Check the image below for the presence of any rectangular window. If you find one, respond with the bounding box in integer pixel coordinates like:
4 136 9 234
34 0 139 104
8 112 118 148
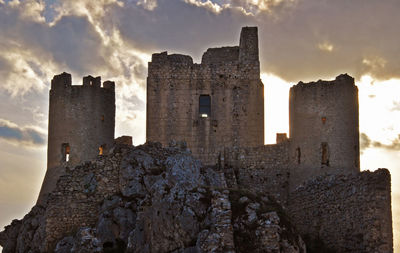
199 95 211 117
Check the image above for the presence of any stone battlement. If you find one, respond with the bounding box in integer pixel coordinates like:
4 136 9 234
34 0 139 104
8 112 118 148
51 72 115 91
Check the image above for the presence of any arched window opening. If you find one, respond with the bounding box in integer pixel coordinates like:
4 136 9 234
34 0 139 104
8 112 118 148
199 95 211 118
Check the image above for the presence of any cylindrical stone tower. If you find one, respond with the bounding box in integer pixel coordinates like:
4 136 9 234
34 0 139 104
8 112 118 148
37 72 115 203
289 74 359 186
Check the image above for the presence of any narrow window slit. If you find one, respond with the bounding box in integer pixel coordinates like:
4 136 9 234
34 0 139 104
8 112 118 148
321 142 329 166
61 143 70 162
296 147 301 164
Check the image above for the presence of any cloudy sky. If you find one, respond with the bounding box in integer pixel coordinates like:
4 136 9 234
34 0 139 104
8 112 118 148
0 0 400 251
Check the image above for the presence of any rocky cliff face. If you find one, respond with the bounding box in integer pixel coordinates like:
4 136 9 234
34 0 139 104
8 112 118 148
0 142 306 253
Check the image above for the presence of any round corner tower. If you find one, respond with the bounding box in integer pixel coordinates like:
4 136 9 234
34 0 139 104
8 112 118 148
37 72 115 203
288 74 359 185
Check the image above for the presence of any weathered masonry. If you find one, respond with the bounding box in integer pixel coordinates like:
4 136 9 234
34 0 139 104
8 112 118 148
24 26 391 253
146 27 359 181
146 27 264 165
146 27 392 252
288 74 360 185
37 73 115 204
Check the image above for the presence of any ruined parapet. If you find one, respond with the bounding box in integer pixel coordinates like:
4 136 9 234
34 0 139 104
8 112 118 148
201 46 239 65
146 27 264 165
37 72 115 204
288 74 359 186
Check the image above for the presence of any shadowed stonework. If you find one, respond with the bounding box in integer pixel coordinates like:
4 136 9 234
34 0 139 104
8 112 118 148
0 27 393 253
37 73 115 204
146 27 264 165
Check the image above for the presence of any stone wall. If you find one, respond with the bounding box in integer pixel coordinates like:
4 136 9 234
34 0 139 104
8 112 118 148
223 143 290 204
38 72 115 204
288 169 393 252
146 27 264 165
43 148 122 250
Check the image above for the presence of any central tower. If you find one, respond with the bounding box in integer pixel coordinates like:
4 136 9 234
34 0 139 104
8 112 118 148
146 27 264 164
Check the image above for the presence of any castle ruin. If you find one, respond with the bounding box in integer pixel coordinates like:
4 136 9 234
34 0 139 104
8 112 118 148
21 27 392 252
147 27 360 189
145 27 392 251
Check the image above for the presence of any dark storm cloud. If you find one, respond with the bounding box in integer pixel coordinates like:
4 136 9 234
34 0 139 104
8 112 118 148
1 13 106 76
45 16 107 75
101 0 400 82
0 120 46 146
2 0 399 90
110 0 254 61
0 2 111 94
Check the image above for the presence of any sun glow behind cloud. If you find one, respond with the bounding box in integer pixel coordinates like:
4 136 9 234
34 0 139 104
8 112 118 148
262 73 292 144
317 41 334 52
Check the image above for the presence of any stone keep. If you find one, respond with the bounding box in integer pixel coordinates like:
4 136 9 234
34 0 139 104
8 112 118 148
37 72 115 203
146 27 264 164
289 74 360 185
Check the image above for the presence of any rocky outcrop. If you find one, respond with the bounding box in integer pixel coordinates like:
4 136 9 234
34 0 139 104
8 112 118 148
0 142 306 253
0 206 46 252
